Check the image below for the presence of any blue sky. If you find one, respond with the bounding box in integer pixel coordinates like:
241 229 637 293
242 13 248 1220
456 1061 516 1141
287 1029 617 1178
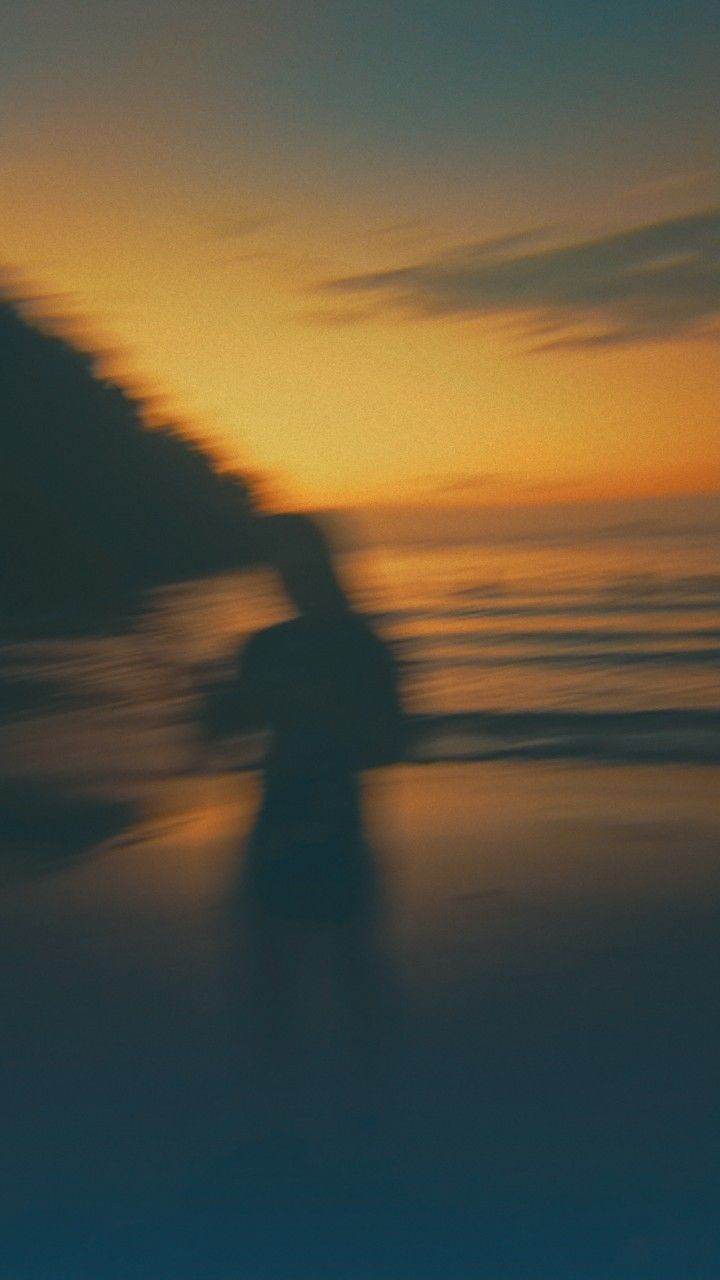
4 0 718 191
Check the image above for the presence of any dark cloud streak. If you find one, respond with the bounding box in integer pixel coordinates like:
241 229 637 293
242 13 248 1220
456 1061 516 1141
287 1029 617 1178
319 209 720 349
210 213 274 240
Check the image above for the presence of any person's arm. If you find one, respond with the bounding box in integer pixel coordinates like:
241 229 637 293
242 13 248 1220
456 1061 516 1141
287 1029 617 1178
198 632 268 742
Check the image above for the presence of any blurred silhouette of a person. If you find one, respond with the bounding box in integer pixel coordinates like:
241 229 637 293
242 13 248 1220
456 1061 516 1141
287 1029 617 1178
220 513 405 1148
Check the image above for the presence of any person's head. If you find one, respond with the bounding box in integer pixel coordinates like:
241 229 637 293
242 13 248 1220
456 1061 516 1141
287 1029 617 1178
260 513 348 617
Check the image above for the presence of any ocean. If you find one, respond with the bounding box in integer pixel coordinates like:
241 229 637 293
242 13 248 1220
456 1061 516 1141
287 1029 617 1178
1 528 720 783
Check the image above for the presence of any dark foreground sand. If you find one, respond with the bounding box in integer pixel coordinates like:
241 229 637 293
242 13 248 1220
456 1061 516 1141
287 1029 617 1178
1 761 719 1278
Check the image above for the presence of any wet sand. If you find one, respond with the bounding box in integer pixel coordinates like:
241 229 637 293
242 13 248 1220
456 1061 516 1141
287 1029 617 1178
1 761 719 1277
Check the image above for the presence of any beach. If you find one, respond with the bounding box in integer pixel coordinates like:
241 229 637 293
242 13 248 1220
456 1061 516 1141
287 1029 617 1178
2 758 719 1277
1 535 719 1274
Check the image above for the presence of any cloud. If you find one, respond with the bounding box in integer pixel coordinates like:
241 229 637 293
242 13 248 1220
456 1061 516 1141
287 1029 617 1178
365 219 430 239
209 212 274 240
299 304 380 327
623 170 719 201
431 472 509 497
318 209 720 349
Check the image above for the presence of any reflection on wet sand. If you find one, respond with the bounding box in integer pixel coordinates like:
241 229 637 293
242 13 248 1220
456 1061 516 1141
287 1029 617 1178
232 852 400 1161
2 763 720 1277
0 781 137 872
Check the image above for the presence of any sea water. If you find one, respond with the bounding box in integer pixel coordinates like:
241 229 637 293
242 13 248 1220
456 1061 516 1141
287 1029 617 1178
2 528 719 781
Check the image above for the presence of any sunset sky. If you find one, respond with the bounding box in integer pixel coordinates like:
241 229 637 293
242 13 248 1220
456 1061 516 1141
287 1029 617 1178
2 0 719 509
